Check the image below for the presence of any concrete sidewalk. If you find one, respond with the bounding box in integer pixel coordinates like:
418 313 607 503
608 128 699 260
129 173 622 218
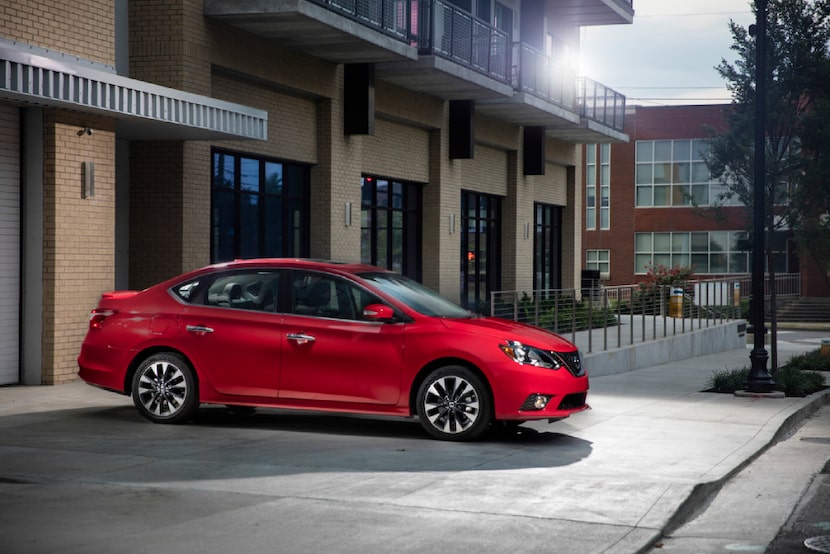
0 341 828 554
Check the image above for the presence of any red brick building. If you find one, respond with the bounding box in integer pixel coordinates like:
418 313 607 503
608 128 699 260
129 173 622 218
582 104 829 296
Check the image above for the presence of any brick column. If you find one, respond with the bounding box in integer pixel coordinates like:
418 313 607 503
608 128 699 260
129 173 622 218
41 114 116 383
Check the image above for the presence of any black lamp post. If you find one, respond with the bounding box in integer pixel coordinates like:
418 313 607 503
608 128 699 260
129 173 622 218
747 0 775 393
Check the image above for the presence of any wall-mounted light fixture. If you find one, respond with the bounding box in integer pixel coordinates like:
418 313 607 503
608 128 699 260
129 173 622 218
524 222 530 240
77 127 93 137
449 213 456 234
82 161 95 198
345 202 352 226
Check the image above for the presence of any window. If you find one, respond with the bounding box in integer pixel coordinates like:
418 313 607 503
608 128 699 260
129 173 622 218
586 143 610 230
534 203 562 291
172 270 280 313
634 231 750 274
360 175 422 280
461 191 501 311
635 139 742 207
211 150 309 263
586 250 610 276
288 271 385 321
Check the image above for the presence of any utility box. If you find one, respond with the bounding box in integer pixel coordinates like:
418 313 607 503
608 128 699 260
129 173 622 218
581 269 600 300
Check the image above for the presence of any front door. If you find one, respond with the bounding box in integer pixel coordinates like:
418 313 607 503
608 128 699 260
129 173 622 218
278 271 405 405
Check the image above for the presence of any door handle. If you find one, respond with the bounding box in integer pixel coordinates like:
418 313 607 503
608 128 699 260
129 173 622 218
286 333 316 345
186 324 214 335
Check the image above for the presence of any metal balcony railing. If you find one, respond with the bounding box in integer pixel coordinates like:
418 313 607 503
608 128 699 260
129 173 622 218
577 77 626 132
513 43 577 109
416 0 511 82
311 0 413 41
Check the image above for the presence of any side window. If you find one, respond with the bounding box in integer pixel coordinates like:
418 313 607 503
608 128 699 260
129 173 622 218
172 279 203 303
289 272 380 320
203 271 280 312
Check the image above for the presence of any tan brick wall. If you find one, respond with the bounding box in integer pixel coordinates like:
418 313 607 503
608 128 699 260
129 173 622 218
41 113 116 384
182 142 211 274
362 118 430 182
128 142 185 289
211 72 318 165
1 0 115 66
129 0 202 92
310 67 363 261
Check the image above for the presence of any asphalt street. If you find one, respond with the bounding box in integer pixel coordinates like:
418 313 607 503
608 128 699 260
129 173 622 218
0 336 828 554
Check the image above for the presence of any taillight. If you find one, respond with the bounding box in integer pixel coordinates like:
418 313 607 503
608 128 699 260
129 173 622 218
89 309 118 330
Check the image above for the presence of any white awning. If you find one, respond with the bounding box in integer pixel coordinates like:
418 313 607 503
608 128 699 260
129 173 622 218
0 41 267 141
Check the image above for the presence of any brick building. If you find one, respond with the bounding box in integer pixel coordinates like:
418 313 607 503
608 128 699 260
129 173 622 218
0 0 634 385
582 103 829 296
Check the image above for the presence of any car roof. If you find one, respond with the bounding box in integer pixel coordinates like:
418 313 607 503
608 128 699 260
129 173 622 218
203 258 391 276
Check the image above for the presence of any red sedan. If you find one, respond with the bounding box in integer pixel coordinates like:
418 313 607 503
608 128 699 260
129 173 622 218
78 259 589 441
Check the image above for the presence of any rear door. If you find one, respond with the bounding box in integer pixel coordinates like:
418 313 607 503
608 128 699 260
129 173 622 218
178 270 281 398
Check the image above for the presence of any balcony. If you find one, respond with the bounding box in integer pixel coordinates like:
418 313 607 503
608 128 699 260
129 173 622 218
547 0 635 27
376 0 514 100
204 0 628 141
477 43 627 142
203 0 417 63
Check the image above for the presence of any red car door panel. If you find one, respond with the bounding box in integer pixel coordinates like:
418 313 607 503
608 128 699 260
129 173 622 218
279 314 405 405
179 306 281 398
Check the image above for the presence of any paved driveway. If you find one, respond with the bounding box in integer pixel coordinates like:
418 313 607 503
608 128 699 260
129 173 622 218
1 344 825 554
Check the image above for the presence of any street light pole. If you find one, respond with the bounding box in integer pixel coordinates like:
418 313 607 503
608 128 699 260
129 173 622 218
747 0 775 392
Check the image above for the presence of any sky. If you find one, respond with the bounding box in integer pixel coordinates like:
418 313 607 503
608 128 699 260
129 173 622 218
579 0 757 106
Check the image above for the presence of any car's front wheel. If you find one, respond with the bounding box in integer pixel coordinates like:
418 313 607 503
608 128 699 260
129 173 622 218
131 352 199 424
416 366 491 441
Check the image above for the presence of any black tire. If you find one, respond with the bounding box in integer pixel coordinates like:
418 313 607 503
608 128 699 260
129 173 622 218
416 365 491 441
131 352 199 424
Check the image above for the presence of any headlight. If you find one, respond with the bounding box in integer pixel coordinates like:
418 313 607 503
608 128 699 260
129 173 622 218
499 340 562 369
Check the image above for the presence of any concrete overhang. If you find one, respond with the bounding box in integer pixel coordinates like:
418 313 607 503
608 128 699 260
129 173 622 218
376 56 514 101
548 0 635 27
477 92 582 127
547 117 629 143
203 0 418 64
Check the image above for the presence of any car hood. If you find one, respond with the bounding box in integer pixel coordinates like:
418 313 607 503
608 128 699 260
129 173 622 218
437 316 578 351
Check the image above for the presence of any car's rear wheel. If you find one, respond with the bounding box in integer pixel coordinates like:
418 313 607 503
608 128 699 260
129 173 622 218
131 352 199 424
417 366 491 441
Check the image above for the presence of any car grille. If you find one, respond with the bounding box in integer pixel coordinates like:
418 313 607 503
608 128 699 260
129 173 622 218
554 350 584 377
557 393 587 411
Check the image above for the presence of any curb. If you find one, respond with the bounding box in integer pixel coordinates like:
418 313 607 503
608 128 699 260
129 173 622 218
636 387 830 554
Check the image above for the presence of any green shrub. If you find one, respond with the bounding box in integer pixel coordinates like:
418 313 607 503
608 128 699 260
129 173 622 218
782 349 830 373
774 365 826 397
705 362 826 397
707 367 749 393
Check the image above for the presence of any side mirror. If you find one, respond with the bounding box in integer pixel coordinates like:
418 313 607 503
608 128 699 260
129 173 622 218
362 303 395 322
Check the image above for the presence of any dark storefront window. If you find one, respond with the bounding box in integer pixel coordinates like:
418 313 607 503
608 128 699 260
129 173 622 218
460 191 501 311
534 203 562 291
360 175 423 281
211 150 309 263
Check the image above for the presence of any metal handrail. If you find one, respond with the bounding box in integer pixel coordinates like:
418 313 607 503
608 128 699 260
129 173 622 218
513 42 577 109
310 0 412 41
417 0 510 82
577 77 626 131
489 274 799 354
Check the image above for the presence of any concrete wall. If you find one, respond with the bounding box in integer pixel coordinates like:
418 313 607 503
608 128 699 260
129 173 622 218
584 320 747 377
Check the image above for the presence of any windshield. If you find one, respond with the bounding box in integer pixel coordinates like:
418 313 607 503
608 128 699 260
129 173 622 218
358 273 472 318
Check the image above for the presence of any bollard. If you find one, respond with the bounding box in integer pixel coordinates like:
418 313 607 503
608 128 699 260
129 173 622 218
670 287 684 318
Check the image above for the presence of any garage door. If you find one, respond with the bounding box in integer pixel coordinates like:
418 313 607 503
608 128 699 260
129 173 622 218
0 105 20 385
